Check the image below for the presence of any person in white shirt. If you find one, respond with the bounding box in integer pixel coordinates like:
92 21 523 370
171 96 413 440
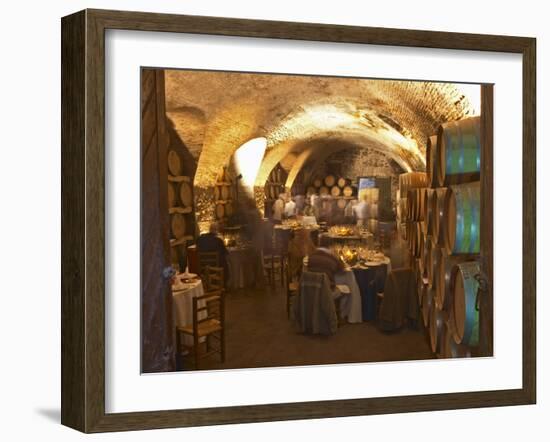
352 195 369 227
284 195 297 218
272 194 285 224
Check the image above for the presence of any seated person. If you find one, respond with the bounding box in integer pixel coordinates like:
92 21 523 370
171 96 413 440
307 244 345 290
196 222 229 282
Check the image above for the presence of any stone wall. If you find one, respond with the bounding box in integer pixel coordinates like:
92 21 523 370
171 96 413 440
301 146 406 206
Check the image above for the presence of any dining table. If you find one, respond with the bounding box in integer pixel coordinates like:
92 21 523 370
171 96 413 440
350 256 391 321
303 252 391 322
302 256 362 324
226 245 264 290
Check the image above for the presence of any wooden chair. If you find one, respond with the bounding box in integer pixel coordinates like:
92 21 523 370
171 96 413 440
262 232 285 287
203 265 224 293
198 251 220 275
285 259 300 318
176 290 225 370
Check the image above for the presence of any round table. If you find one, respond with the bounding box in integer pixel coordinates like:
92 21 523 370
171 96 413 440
172 278 205 346
227 246 265 290
351 257 391 321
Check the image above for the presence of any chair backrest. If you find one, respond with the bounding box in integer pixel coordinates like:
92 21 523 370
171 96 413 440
203 265 224 292
192 290 224 334
198 251 220 275
295 271 337 335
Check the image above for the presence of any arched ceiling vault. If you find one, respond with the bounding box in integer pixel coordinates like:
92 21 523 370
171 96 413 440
284 136 410 191
165 70 479 188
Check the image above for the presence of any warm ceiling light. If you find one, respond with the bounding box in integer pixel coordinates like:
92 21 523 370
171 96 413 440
233 137 268 190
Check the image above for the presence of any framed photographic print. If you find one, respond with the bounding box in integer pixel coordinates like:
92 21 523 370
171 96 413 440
61 9 536 433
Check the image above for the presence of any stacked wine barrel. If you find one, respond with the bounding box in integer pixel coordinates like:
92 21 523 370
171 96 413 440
307 175 356 221
167 149 195 265
264 164 286 201
402 116 483 358
361 187 380 233
396 171 427 243
214 166 235 221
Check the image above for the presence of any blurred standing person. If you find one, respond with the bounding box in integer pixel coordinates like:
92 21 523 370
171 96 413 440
294 194 305 215
272 193 285 224
353 194 369 227
311 194 322 220
284 195 296 218
344 200 355 224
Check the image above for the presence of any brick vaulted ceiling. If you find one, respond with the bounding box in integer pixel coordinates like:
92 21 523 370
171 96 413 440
164 69 479 189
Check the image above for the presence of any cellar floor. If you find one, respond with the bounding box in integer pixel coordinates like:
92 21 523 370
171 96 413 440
179 281 435 372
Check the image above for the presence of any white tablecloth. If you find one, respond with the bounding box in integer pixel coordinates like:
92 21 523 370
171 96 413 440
302 256 363 324
334 270 363 323
172 279 205 345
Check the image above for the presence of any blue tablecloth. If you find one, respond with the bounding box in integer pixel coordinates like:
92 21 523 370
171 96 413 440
352 264 389 321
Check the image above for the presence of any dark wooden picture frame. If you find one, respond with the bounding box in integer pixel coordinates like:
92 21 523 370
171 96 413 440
61 9 536 433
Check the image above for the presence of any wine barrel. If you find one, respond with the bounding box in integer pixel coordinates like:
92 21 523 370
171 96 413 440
337 177 348 188
435 252 468 311
440 317 472 358
423 188 434 235
436 116 481 186
225 201 234 217
426 135 439 188
324 175 336 187
406 188 426 221
269 185 277 200
219 166 228 182
215 203 225 219
416 188 426 222
167 150 181 176
406 190 415 222
170 213 186 238
426 244 442 289
421 235 432 279
408 222 421 257
343 185 353 197
220 184 230 201
167 182 177 208
214 186 221 201
306 186 316 197
407 223 414 254
432 187 448 246
416 259 425 305
422 287 433 327
398 172 428 195
313 178 322 188
415 222 425 258
319 186 329 196
416 231 426 270
444 182 480 254
430 306 446 354
330 186 341 197
452 261 481 346
336 198 347 209
398 197 408 222
398 222 406 241
179 182 193 207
